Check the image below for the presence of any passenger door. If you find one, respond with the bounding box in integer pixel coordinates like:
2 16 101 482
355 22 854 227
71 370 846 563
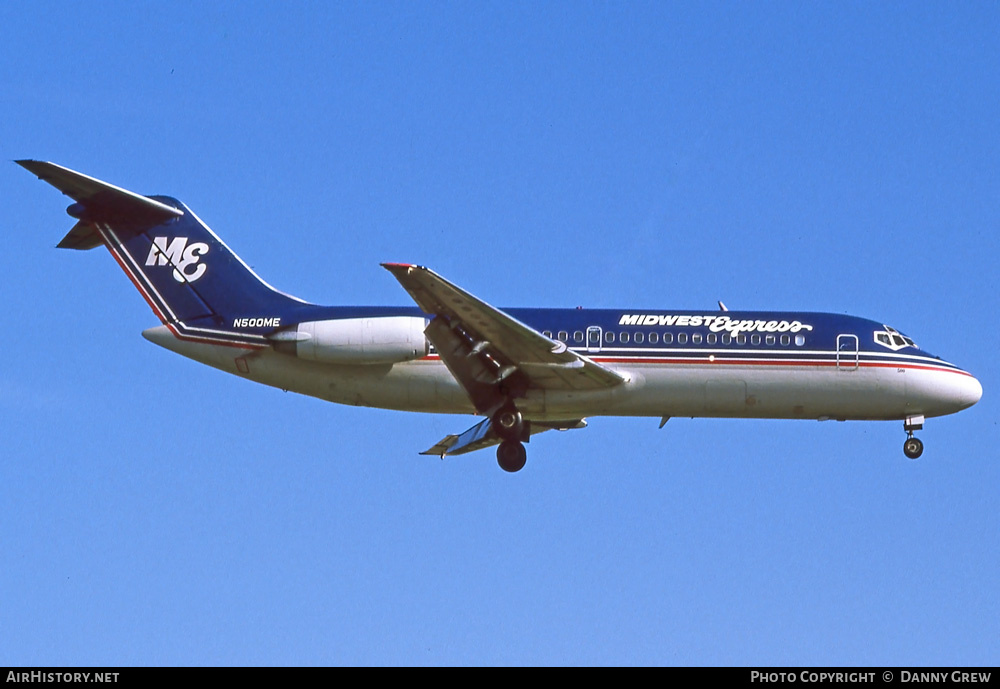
836 334 859 371
587 325 602 354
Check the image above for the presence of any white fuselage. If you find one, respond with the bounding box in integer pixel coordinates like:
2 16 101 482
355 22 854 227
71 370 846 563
143 325 982 424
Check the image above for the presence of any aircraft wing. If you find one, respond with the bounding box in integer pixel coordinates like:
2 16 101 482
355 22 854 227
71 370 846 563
422 417 587 458
382 263 625 414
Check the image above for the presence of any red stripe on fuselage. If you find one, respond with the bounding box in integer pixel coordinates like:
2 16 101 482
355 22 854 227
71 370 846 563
417 353 971 377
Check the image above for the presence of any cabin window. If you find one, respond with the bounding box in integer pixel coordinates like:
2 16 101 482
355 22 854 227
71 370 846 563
663 333 673 344
721 334 731 345
573 331 584 343
765 334 776 346
557 331 568 342
692 333 703 344
795 334 806 346
677 333 688 344
736 334 747 345
780 334 790 346
707 333 717 345
543 330 552 339
605 331 615 343
649 332 658 344
751 334 761 345
620 332 630 344
634 332 644 344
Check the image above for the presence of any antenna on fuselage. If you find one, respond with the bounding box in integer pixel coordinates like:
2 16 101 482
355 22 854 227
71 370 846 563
718 301 728 312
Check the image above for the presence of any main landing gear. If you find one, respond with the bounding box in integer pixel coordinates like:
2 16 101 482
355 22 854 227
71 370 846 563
903 415 924 460
494 406 527 473
497 440 527 473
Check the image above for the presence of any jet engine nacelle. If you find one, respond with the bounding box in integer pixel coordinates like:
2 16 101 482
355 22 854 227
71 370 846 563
271 316 428 365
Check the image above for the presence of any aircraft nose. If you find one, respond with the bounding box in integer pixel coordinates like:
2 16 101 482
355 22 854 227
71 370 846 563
955 372 983 410
907 366 982 417
936 370 983 413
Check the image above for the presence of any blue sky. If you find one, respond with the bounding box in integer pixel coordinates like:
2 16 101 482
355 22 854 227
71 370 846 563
2 2 997 666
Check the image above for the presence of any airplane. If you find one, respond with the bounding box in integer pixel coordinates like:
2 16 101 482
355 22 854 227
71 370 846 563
18 160 982 472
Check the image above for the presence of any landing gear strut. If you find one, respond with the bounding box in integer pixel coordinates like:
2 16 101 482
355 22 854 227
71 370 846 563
494 405 527 472
903 415 924 460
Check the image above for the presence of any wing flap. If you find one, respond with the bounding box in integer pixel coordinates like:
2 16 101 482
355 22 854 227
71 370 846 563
424 315 508 413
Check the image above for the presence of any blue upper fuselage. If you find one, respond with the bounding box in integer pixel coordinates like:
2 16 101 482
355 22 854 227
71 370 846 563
230 301 953 369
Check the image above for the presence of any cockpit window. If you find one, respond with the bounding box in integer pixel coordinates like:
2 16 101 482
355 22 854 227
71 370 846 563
874 325 917 351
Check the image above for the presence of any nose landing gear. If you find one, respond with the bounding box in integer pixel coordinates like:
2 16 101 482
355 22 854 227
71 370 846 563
903 415 925 460
903 434 924 460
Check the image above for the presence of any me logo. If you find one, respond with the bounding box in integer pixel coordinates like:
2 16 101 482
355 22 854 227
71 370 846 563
144 237 210 283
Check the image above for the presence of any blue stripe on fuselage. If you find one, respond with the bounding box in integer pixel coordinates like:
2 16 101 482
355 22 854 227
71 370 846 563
241 304 953 370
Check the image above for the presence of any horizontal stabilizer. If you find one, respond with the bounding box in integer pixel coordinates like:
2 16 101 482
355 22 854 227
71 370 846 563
56 220 103 250
17 160 183 246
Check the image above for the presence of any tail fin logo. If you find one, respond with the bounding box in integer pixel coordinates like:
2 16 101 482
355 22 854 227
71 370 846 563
144 237 210 283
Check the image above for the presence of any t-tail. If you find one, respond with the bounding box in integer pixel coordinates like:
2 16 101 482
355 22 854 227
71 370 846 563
18 160 306 349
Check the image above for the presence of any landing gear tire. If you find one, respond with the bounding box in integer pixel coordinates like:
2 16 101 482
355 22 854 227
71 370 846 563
497 440 527 473
494 407 524 441
903 436 924 460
